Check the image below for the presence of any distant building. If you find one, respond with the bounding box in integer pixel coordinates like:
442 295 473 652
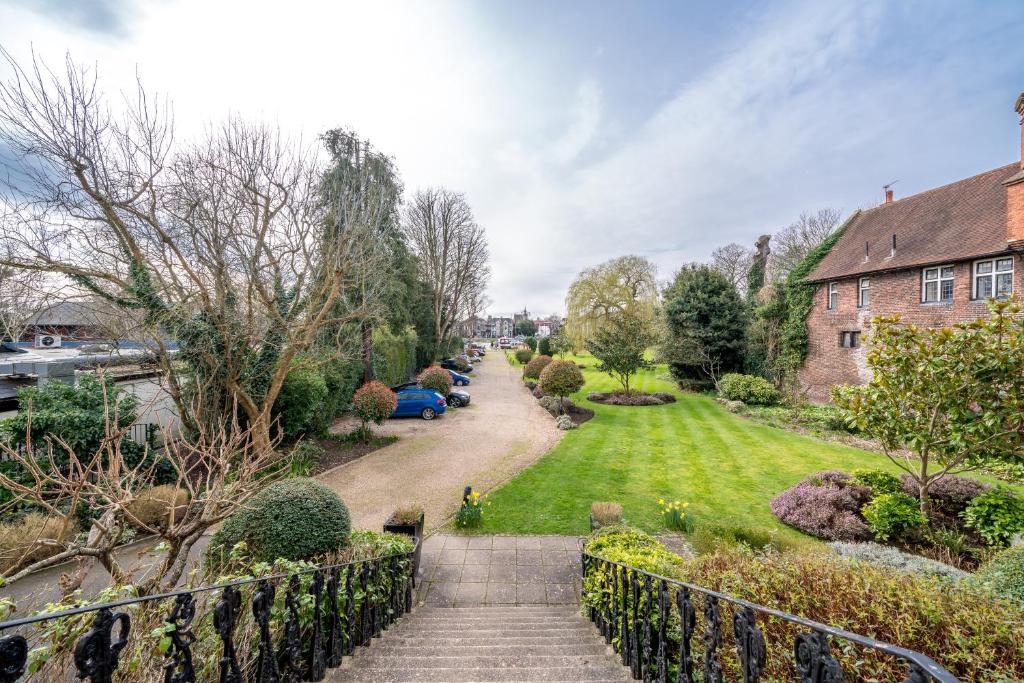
20 301 107 344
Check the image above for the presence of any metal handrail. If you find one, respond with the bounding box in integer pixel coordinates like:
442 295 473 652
0 538 419 682
580 548 959 682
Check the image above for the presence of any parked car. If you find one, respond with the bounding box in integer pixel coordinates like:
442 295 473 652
446 388 471 407
441 358 472 373
447 369 471 386
391 386 447 420
497 337 512 349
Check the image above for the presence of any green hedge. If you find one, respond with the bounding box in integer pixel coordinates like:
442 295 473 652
373 325 418 387
207 478 351 566
717 373 778 405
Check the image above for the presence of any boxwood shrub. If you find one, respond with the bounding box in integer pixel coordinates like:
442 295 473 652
717 373 778 405
207 478 351 566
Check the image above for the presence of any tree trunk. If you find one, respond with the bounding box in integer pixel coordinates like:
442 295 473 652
918 479 933 518
362 320 374 383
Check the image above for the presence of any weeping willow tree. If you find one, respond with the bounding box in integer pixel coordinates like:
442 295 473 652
564 255 660 350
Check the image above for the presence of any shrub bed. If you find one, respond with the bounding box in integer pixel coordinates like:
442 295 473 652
207 478 351 566
829 541 969 582
769 471 872 541
586 391 677 406
969 545 1024 606
717 373 778 405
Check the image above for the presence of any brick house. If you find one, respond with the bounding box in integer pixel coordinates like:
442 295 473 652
800 93 1024 402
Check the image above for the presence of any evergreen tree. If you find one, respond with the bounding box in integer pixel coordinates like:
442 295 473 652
662 265 747 385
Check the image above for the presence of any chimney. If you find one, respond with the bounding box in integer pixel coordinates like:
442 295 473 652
1006 92 1024 246
882 181 897 204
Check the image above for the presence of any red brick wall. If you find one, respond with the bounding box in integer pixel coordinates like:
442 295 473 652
1009 178 1024 243
799 254 1022 402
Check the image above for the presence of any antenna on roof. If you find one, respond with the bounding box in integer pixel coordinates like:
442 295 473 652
882 180 898 204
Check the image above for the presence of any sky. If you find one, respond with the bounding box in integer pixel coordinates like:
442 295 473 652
0 0 1022 317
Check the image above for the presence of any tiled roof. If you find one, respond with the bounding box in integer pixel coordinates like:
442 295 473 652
807 163 1019 282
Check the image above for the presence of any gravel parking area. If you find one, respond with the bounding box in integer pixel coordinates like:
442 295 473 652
318 354 563 532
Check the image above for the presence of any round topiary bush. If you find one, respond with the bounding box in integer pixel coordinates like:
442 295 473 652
514 348 534 364
717 373 778 405
353 381 397 428
539 359 585 399
417 365 453 396
523 354 553 379
207 478 351 565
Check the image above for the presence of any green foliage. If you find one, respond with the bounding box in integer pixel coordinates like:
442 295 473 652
352 381 398 432
207 478 351 566
539 359 585 399
690 523 805 555
522 354 553 380
584 526 685 577
523 336 537 352
862 493 927 541
662 264 747 382
548 330 572 359
744 282 788 382
962 488 1024 545
417 365 453 396
312 356 362 434
716 373 778 405
515 319 537 336
970 545 1024 606
851 468 903 496
455 488 486 528
584 311 655 394
779 222 848 371
833 300 1024 516
513 348 534 364
272 361 329 442
447 336 465 358
372 325 418 387
659 499 694 533
537 337 551 356
286 441 323 477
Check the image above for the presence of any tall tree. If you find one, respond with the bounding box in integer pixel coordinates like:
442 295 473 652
402 188 490 359
565 255 659 350
0 53 388 450
768 208 841 281
662 265 747 385
710 243 753 297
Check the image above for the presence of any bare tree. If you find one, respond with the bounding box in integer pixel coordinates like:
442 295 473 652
709 243 753 297
768 208 842 281
403 188 490 356
0 386 282 595
0 52 391 449
0 265 53 345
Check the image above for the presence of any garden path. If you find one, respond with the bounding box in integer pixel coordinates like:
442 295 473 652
318 354 563 532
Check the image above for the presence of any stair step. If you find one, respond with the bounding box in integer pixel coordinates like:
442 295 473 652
398 618 587 627
351 655 621 668
363 644 611 657
373 636 605 647
331 665 630 682
382 626 599 637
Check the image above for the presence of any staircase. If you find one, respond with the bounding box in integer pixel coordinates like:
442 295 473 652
330 605 632 682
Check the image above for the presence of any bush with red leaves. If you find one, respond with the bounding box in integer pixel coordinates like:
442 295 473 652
417 365 453 396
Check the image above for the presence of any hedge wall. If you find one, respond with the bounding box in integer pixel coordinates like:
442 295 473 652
372 325 418 387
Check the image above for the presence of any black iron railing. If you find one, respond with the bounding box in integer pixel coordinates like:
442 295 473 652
0 540 417 682
580 549 959 683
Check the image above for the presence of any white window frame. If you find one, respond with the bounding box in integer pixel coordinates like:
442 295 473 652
921 265 954 303
858 277 870 308
972 257 1014 300
827 282 838 310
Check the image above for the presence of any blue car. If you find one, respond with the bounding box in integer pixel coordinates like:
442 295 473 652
447 369 471 386
392 386 448 420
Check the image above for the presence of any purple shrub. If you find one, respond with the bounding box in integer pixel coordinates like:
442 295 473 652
899 473 991 515
771 473 873 541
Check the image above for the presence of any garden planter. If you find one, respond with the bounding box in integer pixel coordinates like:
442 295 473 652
384 511 424 578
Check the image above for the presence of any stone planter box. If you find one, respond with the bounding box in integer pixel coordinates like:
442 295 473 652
384 511 424 578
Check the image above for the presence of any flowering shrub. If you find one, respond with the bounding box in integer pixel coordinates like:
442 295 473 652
659 498 694 533
417 365 453 396
522 354 553 379
455 486 487 528
899 473 991 516
962 488 1024 545
770 471 872 541
717 373 778 405
352 381 397 436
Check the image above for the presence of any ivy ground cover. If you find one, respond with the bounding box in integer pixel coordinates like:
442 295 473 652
481 354 906 541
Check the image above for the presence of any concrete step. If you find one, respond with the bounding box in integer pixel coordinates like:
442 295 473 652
378 626 599 637
374 635 604 647
349 655 618 669
362 644 612 657
331 665 630 682
396 617 588 628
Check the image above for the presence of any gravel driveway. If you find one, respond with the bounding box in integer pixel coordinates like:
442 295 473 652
318 354 563 532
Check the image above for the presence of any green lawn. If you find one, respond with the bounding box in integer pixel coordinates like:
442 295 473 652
480 353 905 542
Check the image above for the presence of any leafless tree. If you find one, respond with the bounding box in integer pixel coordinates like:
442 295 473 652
0 385 282 595
709 242 753 297
0 265 54 345
768 208 842 281
403 188 490 356
0 51 391 449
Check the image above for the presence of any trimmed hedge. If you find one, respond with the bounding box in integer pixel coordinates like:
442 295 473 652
274 362 329 441
207 478 351 565
717 373 778 405
539 359 585 398
372 325 418 387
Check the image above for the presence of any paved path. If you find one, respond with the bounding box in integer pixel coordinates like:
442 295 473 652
415 535 582 607
319 354 563 532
